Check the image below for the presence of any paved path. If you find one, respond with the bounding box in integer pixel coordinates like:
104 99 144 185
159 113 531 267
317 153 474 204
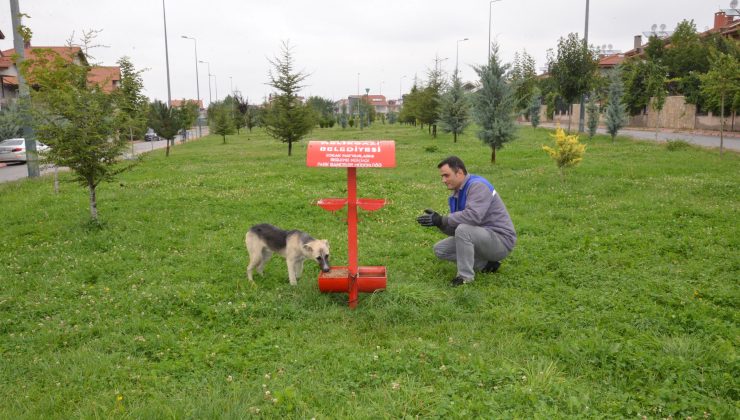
0 129 206 184
531 122 740 152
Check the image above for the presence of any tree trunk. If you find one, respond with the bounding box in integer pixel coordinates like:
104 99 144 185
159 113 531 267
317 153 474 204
720 94 725 157
88 182 98 221
54 167 59 194
567 104 573 133
490 146 496 164
432 124 437 138
288 140 293 156
222 135 226 144
166 139 171 157
130 127 134 156
453 132 457 143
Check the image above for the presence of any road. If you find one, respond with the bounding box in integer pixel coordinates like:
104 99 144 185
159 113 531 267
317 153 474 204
0 128 206 184
532 122 740 151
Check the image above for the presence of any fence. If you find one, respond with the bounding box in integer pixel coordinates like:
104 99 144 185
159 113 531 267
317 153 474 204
541 96 738 132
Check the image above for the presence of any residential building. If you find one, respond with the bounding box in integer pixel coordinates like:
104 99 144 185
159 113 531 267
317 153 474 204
0 42 120 108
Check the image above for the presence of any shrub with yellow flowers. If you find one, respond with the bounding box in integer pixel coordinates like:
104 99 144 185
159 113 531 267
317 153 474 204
542 128 586 178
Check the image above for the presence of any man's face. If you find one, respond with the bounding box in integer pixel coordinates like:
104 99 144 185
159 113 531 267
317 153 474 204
439 164 466 191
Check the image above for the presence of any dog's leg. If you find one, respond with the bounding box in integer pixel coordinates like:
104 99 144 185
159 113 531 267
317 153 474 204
287 255 298 286
295 259 305 279
258 249 272 276
246 251 262 284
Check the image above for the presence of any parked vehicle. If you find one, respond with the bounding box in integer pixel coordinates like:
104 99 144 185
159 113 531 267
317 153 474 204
0 138 50 164
144 129 159 142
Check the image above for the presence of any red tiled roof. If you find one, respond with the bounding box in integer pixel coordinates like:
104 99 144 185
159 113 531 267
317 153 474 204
598 54 626 68
1 75 18 86
0 46 86 68
87 66 121 93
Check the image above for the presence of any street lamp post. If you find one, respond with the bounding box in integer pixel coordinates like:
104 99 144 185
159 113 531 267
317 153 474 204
578 0 590 133
364 88 370 129
456 38 469 76
181 35 202 137
161 0 172 105
10 0 38 177
488 0 502 63
199 60 212 105
214 74 218 101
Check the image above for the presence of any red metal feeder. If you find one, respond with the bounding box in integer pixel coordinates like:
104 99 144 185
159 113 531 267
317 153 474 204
307 140 396 309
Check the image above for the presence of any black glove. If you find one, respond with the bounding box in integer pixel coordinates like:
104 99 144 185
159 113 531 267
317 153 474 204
416 209 442 227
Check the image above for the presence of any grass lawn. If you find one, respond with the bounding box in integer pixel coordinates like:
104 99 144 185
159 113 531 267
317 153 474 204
1 124 737 418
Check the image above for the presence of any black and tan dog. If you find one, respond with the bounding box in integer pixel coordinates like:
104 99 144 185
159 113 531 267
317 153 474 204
245 223 331 286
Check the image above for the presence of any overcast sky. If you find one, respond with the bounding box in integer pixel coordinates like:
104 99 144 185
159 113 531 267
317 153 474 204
1 1 721 106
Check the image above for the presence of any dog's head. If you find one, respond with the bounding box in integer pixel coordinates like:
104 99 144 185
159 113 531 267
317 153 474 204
303 240 331 272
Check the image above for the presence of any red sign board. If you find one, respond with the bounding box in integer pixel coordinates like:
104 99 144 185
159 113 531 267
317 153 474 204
306 140 396 168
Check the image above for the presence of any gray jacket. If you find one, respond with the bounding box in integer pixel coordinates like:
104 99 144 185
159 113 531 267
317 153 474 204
439 175 517 252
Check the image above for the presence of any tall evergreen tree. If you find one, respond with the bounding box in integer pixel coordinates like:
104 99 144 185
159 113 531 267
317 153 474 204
115 56 148 144
437 71 470 142
148 100 180 155
605 68 628 142
338 103 349 129
262 41 313 156
209 103 236 144
528 87 542 129
586 93 599 139
472 44 517 163
511 50 538 114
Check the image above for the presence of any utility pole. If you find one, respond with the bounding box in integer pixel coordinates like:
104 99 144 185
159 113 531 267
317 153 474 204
162 0 172 106
10 0 39 177
578 0 590 133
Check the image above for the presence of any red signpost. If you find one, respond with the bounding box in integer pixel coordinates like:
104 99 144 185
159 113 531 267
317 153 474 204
306 140 396 309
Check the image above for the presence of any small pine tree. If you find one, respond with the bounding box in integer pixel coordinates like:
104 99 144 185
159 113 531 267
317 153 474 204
472 44 517 163
542 127 586 179
210 105 236 144
586 93 599 139
339 103 348 129
528 88 541 129
262 41 313 156
437 71 470 142
605 69 627 142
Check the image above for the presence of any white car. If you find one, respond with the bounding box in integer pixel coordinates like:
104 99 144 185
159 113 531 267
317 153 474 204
0 138 50 164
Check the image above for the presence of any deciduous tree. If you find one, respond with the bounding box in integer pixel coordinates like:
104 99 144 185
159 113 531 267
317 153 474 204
700 51 740 156
20 48 132 221
548 33 598 132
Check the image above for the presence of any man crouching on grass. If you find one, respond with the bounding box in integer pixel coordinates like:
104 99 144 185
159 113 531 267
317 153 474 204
416 156 516 286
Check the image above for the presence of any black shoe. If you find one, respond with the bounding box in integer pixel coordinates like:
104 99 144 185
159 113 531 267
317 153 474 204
450 275 473 287
481 261 501 274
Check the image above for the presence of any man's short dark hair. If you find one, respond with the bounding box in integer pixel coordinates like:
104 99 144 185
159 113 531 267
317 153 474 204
437 156 467 175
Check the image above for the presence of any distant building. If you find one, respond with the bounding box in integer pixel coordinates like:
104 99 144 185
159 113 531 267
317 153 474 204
170 99 204 110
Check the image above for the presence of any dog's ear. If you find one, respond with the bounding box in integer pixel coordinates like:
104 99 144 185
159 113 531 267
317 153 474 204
303 244 314 253
322 240 330 249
